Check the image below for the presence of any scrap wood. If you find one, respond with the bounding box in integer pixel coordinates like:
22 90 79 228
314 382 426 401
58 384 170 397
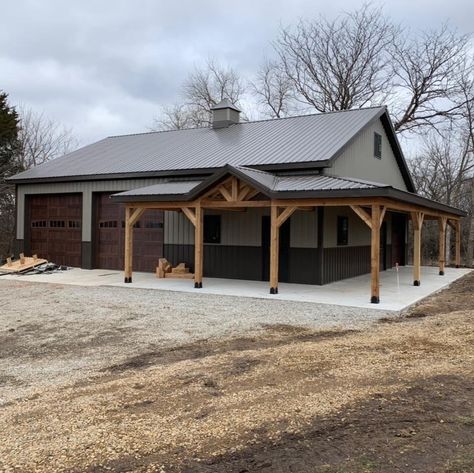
0 255 48 274
156 259 194 279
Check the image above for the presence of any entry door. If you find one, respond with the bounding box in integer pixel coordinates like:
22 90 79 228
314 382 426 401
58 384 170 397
261 216 291 283
391 213 406 266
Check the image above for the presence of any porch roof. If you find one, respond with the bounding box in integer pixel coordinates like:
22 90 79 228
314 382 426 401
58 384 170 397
110 164 465 218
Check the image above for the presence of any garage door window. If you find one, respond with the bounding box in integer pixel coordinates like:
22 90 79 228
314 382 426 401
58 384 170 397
31 220 47 228
50 220 66 228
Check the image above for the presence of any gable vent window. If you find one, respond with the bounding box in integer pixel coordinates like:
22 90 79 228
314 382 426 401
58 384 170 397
337 216 349 246
374 132 382 159
204 215 221 244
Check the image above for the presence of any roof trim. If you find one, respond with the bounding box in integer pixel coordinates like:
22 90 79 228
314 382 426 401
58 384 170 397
110 165 465 217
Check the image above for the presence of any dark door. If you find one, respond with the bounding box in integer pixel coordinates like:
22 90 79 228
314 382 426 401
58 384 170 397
94 192 164 272
391 213 406 266
261 216 291 283
29 194 82 267
380 222 387 271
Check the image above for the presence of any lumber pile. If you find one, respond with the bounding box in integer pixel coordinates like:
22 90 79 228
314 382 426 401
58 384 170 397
156 258 194 279
0 254 48 273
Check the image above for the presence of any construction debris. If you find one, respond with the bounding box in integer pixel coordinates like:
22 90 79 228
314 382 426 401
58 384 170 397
156 258 194 279
0 254 48 274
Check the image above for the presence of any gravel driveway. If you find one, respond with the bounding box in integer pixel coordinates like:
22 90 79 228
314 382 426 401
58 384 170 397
0 279 393 405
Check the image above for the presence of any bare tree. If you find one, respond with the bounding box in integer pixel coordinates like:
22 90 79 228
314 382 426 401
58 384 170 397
274 4 397 113
152 59 246 131
251 60 295 118
391 24 472 133
17 107 78 169
151 104 194 131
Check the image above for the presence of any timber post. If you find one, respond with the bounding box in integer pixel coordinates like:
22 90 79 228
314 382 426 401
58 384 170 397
455 219 461 268
123 206 145 283
269 204 279 294
194 203 203 288
124 207 133 283
370 204 381 304
411 211 424 286
438 216 447 275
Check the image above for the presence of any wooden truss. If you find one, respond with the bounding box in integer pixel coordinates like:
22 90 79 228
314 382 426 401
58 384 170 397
123 175 462 303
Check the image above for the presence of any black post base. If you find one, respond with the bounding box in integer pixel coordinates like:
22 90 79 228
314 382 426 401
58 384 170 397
194 282 203 289
270 287 278 294
370 296 380 304
124 277 132 283
456 265 460 268
413 280 420 286
439 270 445 276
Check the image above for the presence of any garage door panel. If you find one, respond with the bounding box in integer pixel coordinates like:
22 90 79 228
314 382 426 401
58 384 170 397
29 194 82 267
95 193 163 272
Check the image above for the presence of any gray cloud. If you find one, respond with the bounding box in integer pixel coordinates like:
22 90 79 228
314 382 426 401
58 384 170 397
1 0 472 145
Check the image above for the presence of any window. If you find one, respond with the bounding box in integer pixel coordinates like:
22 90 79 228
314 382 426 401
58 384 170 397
374 132 382 159
50 220 65 228
31 220 47 228
337 216 349 246
145 222 163 229
69 220 81 228
204 215 221 244
99 220 118 228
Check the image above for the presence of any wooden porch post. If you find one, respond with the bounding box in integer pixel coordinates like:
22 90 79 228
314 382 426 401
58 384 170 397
124 206 145 283
124 207 133 283
411 211 424 286
269 204 297 294
370 205 381 304
438 216 447 275
455 219 461 268
269 204 279 294
194 203 204 288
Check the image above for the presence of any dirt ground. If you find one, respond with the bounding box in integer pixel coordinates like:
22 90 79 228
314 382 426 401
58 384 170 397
0 273 473 473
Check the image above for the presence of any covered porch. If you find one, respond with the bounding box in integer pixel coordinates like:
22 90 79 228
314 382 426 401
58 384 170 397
112 165 465 304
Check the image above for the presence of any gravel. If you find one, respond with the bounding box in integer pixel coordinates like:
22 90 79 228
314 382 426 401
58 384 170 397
0 279 394 405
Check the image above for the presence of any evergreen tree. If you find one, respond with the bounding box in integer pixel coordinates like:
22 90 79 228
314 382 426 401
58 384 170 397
0 91 21 260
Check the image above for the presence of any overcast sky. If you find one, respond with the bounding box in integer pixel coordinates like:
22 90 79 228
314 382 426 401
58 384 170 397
1 0 473 147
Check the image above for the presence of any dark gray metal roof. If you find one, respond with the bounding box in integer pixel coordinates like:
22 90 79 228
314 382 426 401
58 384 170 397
117 180 202 197
10 106 386 182
111 166 385 201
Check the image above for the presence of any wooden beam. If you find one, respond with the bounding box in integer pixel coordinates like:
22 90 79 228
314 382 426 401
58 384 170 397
237 184 251 201
129 207 145 227
181 207 196 227
218 185 232 202
124 207 133 283
370 205 381 303
276 206 297 228
411 211 424 286
201 200 271 208
194 204 203 288
455 219 461 268
438 216 447 275
244 189 260 200
231 176 239 201
350 205 372 229
269 204 279 294
379 206 387 228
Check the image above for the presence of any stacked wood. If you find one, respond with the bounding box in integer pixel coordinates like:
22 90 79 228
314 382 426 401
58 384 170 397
0 254 48 273
156 259 194 279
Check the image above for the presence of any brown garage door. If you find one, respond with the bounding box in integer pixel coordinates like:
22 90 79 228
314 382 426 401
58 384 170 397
28 194 82 267
94 193 164 272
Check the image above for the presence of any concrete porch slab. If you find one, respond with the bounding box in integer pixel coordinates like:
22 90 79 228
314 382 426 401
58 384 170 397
1 265 470 312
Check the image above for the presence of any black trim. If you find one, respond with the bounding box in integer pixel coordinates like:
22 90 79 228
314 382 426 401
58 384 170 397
81 241 93 269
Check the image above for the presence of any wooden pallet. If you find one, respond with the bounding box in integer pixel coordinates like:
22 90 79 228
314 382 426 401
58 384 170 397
0 254 48 273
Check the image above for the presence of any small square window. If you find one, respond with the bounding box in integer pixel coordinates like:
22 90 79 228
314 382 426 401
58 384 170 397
204 215 221 244
374 132 382 159
337 216 349 246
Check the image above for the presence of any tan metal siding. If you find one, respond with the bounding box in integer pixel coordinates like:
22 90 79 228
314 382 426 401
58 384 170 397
16 178 167 241
327 119 408 190
164 208 269 246
290 210 318 248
